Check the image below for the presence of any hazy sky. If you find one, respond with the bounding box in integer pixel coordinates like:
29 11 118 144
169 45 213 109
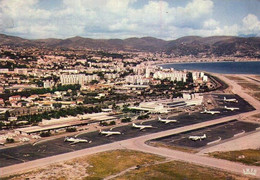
0 0 259 39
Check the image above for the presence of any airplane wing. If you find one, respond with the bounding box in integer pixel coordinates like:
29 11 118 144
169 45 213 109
105 134 112 137
69 141 78 145
140 127 145 130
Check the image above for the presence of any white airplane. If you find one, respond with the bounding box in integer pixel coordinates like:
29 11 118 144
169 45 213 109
99 129 121 136
158 116 177 124
132 123 153 130
200 109 220 115
189 134 206 141
64 137 88 144
224 106 240 111
0 142 4 146
224 97 238 103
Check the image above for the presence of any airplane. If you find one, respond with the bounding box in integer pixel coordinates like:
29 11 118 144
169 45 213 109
189 134 206 141
224 106 240 111
64 137 88 144
200 109 220 115
0 142 4 146
223 97 238 103
132 123 153 130
158 116 177 124
99 129 121 136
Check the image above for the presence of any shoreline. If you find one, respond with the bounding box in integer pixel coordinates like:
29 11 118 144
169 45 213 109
156 60 260 67
155 61 260 75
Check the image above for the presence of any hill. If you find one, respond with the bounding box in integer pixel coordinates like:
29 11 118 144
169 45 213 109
0 34 259 57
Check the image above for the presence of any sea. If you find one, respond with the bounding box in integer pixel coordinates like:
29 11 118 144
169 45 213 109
161 61 260 75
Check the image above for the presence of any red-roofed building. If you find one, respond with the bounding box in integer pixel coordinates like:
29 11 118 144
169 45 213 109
0 98 4 106
9 95 21 102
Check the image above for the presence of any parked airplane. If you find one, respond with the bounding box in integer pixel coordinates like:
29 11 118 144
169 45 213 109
0 142 4 146
158 116 177 124
200 109 220 115
224 97 238 103
189 134 206 141
99 129 121 136
132 123 153 130
224 106 240 111
64 137 88 144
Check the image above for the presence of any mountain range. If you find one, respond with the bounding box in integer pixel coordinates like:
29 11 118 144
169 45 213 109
0 34 259 57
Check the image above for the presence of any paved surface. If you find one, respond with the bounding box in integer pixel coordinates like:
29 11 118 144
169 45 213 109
151 120 260 149
198 130 260 154
1 74 260 178
1 110 260 178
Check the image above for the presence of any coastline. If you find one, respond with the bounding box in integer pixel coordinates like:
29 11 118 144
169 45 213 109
156 61 260 75
156 60 260 67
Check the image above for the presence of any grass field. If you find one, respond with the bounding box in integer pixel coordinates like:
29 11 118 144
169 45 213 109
3 150 257 180
148 141 198 153
238 83 260 92
252 92 260 101
3 150 165 180
208 149 260 167
253 113 260 118
115 160 254 180
84 150 164 179
225 76 245 81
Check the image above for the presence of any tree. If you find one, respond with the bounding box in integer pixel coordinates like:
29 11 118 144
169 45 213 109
4 111 10 120
53 103 62 109
66 127 77 132
121 117 131 123
109 121 116 125
40 131 51 137
6 138 15 143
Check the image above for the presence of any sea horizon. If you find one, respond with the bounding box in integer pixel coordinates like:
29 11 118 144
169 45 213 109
160 61 260 75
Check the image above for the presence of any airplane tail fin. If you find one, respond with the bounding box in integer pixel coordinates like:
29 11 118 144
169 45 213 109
158 116 161 121
224 97 226 100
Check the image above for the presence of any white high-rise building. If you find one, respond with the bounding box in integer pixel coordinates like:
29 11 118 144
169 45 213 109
60 74 85 85
153 71 186 82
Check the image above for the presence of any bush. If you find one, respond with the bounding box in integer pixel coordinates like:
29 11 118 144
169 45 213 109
6 138 15 143
99 121 109 126
66 127 77 132
109 121 116 125
121 117 131 123
40 131 51 137
137 114 150 120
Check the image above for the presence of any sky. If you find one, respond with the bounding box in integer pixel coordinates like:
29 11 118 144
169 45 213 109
0 0 259 40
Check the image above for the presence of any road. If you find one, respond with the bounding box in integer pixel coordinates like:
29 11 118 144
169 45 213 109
1 73 260 178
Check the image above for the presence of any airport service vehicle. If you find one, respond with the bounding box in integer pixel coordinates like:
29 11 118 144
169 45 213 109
99 129 121 136
200 109 221 115
189 134 206 141
224 106 240 111
158 116 177 123
224 97 238 103
132 123 153 130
